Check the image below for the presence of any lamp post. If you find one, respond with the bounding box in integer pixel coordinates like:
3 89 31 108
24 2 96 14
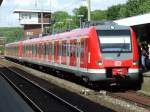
66 18 72 30
57 22 63 30
78 15 84 28
87 0 91 21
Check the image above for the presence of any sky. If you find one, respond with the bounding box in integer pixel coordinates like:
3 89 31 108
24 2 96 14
0 0 127 27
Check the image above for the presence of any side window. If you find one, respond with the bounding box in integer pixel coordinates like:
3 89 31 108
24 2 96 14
54 43 56 56
49 42 52 55
54 41 59 56
80 39 85 57
59 41 62 56
62 41 66 56
80 38 87 59
70 41 77 57
45 43 49 55
66 42 70 56
52 42 54 55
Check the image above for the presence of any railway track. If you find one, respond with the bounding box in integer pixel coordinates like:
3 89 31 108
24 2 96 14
1 59 150 112
5 66 150 111
107 91 150 111
0 64 84 112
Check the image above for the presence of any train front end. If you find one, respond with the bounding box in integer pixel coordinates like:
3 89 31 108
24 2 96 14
88 21 140 84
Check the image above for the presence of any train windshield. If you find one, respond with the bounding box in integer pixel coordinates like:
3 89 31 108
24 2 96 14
97 30 132 53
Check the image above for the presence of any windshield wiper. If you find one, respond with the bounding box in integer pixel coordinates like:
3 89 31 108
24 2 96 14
117 38 125 57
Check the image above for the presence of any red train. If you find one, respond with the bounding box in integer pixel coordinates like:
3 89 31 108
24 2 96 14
5 21 140 85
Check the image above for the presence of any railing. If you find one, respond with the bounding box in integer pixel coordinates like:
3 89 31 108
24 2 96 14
38 18 50 23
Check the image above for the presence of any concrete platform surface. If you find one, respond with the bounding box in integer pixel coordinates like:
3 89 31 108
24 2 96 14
140 71 150 96
0 75 34 112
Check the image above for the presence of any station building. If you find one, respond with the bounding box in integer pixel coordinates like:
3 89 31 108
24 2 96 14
14 9 52 39
115 13 150 59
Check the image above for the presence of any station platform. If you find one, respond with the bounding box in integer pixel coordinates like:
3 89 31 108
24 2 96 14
139 71 150 96
0 74 34 112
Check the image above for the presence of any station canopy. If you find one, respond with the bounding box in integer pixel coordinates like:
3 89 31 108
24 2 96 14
0 0 3 6
114 13 150 26
14 9 52 13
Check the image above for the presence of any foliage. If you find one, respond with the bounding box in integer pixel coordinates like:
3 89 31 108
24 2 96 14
0 27 23 43
52 11 78 32
106 0 150 20
125 0 141 16
53 11 70 22
91 10 107 21
74 6 88 22
107 4 124 20
139 0 150 14
2 0 150 42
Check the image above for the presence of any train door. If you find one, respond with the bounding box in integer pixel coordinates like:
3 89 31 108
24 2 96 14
61 40 67 65
66 40 70 66
59 41 62 64
70 39 77 67
42 43 45 61
35 44 38 60
32 44 36 60
54 41 59 64
76 39 80 69
38 43 41 60
18 42 22 58
45 43 49 61
29 44 31 58
37 43 40 60
48 42 52 62
52 41 54 63
80 38 88 69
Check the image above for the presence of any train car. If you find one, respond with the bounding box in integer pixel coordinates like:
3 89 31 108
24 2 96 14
5 21 140 86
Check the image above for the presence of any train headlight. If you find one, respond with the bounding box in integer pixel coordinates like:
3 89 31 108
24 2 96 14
133 60 139 65
97 61 103 66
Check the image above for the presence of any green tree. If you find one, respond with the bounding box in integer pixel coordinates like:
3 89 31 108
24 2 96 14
139 0 150 14
53 11 70 22
0 27 23 43
91 10 107 21
126 0 141 16
52 11 78 31
73 6 88 22
118 4 128 18
106 5 122 20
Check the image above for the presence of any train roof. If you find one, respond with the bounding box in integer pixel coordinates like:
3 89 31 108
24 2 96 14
5 20 131 46
6 26 94 46
84 20 130 30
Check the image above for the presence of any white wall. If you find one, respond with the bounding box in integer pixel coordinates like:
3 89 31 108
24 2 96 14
20 12 38 24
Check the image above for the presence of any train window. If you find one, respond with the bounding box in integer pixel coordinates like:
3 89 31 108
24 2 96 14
24 45 26 57
45 43 49 55
54 41 59 56
35 45 37 56
62 41 66 56
57 42 59 56
32 44 34 56
49 42 52 55
70 42 77 57
59 42 62 56
37 44 39 55
97 30 132 53
52 42 54 55
43 44 46 55
80 39 85 57
54 44 56 56
66 43 70 56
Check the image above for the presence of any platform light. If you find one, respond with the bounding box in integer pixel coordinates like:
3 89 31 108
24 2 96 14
133 60 139 65
97 61 103 66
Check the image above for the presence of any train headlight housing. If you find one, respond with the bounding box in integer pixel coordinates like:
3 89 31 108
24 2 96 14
133 60 139 66
97 61 103 66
